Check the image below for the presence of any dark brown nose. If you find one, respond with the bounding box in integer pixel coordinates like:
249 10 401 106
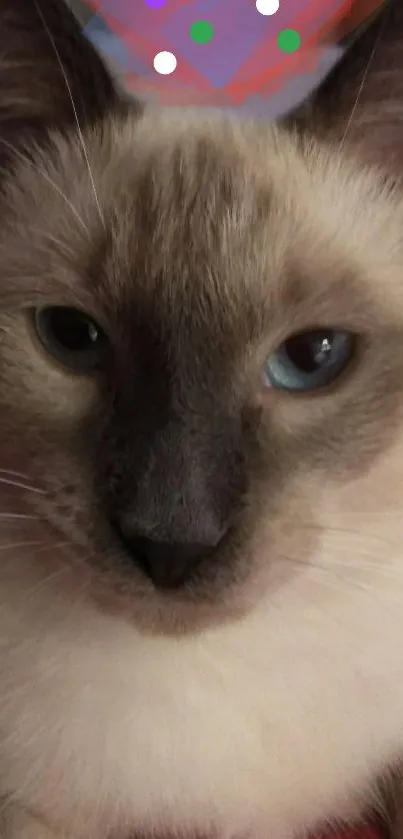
117 529 225 589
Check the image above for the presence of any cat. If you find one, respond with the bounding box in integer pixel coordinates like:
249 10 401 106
0 0 403 837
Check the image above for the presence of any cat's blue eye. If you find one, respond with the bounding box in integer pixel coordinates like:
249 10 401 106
265 329 355 393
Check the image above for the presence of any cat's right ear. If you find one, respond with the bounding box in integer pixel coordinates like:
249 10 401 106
289 0 403 168
0 0 120 158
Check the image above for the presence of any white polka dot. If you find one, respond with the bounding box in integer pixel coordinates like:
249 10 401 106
153 51 177 75
256 0 280 15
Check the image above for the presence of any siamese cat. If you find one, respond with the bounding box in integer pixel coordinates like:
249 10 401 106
0 0 402 837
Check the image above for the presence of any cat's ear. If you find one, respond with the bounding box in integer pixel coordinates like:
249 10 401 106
291 1 403 168
0 0 118 155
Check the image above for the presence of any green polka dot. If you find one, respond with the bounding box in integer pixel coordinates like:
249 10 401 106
190 20 214 44
277 28 301 53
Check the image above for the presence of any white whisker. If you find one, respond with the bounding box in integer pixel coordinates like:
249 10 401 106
23 544 88 598
33 0 106 231
0 136 90 235
0 477 45 495
0 513 38 521
0 469 32 481
0 540 45 552
338 12 387 152
276 540 403 607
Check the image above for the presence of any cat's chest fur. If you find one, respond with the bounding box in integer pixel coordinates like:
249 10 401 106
1 559 402 839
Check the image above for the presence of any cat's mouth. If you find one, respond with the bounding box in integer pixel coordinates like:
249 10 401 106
89 551 249 636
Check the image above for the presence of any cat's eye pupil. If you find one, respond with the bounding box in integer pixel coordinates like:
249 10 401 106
265 329 354 393
33 307 107 373
48 309 99 352
285 332 333 374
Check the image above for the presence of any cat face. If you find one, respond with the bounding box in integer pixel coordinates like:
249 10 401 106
0 0 402 634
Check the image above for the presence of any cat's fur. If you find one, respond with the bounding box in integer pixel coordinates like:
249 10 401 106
0 0 403 837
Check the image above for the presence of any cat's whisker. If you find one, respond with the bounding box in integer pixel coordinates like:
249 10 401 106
0 513 38 521
0 469 33 481
33 0 106 232
0 540 46 552
23 545 91 599
0 476 46 495
302 554 400 576
275 552 403 603
0 137 89 236
300 524 400 549
277 530 403 583
338 13 387 152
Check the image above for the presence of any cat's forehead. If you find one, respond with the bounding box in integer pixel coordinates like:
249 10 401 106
94 114 279 326
3 110 403 334
100 111 279 272
83 113 403 331
8 113 292 323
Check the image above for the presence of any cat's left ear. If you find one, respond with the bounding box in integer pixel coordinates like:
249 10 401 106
0 0 119 154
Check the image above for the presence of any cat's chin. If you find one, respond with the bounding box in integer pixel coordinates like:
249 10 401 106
88 564 253 637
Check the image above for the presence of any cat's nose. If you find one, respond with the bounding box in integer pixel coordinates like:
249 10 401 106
116 528 225 589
